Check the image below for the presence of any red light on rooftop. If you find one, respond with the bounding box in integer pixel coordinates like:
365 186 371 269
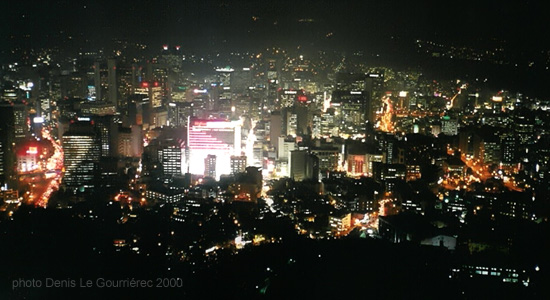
142 82 149 88
154 81 159 87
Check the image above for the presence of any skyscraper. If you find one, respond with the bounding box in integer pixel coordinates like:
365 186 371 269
230 155 247 174
0 104 16 187
187 118 241 179
289 150 319 182
108 58 117 108
62 129 101 192
204 154 217 178
161 144 182 177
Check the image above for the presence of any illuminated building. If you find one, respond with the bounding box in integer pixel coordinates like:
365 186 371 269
312 114 321 138
107 58 117 108
277 136 295 159
479 137 501 165
80 102 116 116
443 191 466 217
266 58 280 108
39 97 52 122
161 144 182 177
320 111 337 136
17 146 39 173
441 116 458 136
62 130 101 192
347 154 365 175
0 104 16 186
136 81 163 110
406 165 422 181
332 91 372 133
216 66 233 101
13 103 28 140
146 187 184 204
459 130 475 157
187 118 241 179
377 133 400 164
452 265 529 285
310 148 339 172
230 155 247 174
116 126 142 158
382 164 407 181
204 154 217 178
501 135 517 164
329 212 351 233
94 61 102 101
92 115 119 157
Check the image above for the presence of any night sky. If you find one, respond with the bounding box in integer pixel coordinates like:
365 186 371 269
2 0 547 52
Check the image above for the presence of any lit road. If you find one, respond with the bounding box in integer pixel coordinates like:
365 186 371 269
30 128 64 208
460 154 523 192
378 96 395 132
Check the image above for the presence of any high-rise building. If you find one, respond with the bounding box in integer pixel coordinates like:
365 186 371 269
62 130 101 192
269 111 282 150
310 148 339 172
0 104 16 187
331 90 371 134
116 125 143 158
107 58 117 108
289 150 319 182
501 135 517 164
161 144 182 177
204 154 217 178
13 103 28 140
441 116 458 136
187 118 241 179
230 155 247 174
277 136 295 159
94 61 102 101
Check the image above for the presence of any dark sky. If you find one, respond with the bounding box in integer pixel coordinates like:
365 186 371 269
1 0 547 52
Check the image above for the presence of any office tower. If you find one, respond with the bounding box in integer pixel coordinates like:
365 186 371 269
13 103 28 140
270 112 282 150
160 143 182 177
107 58 117 108
62 126 101 192
232 67 253 94
501 135 517 164
230 155 247 174
331 90 372 134
277 136 295 159
204 154 217 178
378 133 398 164
266 58 280 108
441 116 458 136
0 104 16 187
94 61 102 101
116 125 143 158
459 130 475 157
289 150 319 182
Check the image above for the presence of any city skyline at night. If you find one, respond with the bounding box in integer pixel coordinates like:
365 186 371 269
1 1 549 299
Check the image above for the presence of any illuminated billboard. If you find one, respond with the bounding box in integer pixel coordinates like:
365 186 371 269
187 118 241 179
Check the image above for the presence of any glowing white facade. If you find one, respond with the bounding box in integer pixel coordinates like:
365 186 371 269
187 118 241 179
